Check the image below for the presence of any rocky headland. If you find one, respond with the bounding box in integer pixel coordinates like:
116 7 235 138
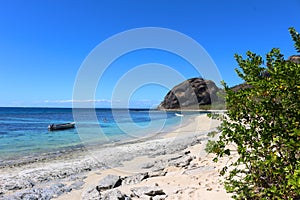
157 78 223 110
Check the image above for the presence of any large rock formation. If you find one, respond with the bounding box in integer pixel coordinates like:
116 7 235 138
158 78 220 110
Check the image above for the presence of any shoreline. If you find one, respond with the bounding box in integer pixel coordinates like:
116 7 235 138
0 112 195 169
0 114 232 199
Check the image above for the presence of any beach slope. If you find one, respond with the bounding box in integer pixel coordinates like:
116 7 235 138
0 114 232 200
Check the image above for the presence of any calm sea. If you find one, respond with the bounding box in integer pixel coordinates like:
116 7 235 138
0 107 197 165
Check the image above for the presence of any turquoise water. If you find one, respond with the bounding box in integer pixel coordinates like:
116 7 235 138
0 107 198 164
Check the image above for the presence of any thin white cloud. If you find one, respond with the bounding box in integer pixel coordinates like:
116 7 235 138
44 99 118 104
43 99 160 108
128 99 161 108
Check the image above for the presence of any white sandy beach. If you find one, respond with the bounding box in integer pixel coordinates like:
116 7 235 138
0 114 234 200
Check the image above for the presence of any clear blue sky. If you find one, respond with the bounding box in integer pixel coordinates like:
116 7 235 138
0 0 299 108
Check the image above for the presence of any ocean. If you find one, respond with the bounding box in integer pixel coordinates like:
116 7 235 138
0 107 200 166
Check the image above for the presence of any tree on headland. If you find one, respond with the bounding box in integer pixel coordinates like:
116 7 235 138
206 27 300 199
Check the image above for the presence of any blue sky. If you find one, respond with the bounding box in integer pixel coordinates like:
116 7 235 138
0 0 300 108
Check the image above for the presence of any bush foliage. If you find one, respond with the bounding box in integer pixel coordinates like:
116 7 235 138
207 27 300 199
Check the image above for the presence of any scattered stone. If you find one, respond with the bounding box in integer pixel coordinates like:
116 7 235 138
207 187 213 191
140 161 167 179
151 160 167 171
70 180 85 190
173 189 184 195
184 150 191 155
148 170 166 178
137 195 152 200
101 188 129 200
4 179 35 191
96 175 122 192
50 183 71 196
82 187 101 200
168 155 193 168
122 173 148 185
19 188 52 200
9 183 70 200
68 174 87 181
187 163 198 170
152 194 168 200
131 186 165 197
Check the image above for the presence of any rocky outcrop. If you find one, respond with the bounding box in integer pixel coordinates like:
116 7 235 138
96 175 122 192
158 78 220 110
230 82 252 92
288 55 300 63
79 151 199 200
131 186 166 198
122 173 149 185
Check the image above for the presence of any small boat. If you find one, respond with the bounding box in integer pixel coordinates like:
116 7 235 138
48 122 75 131
175 113 184 117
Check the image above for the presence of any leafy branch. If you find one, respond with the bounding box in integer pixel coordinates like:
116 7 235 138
206 27 300 199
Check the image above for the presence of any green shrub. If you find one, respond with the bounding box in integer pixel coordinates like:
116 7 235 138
207 27 300 199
